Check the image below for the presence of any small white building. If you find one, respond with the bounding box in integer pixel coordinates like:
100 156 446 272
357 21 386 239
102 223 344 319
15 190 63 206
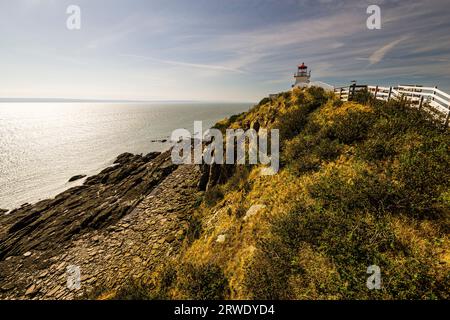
292 62 311 88
291 62 333 92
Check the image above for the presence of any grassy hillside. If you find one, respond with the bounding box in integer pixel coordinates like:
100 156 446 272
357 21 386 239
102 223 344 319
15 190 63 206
114 87 450 300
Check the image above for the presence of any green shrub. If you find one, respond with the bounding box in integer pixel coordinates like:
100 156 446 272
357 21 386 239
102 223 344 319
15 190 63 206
226 165 252 192
244 242 293 299
350 88 372 104
393 138 449 215
204 185 224 207
178 263 229 300
113 262 229 300
114 279 156 300
185 214 203 244
281 91 292 100
258 97 271 106
375 99 441 132
355 117 399 161
277 88 330 141
282 135 319 172
277 106 311 141
307 166 399 213
306 86 328 105
325 110 375 144
153 262 178 299
315 138 342 159
245 205 448 299
358 137 396 161
333 99 344 108
283 135 342 174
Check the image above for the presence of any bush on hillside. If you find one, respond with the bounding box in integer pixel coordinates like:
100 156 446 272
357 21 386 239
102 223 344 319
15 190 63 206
352 88 372 104
113 279 156 300
185 213 203 244
325 109 375 144
204 185 224 207
276 87 330 141
393 138 449 215
244 205 448 299
307 165 398 213
178 263 229 300
283 135 342 174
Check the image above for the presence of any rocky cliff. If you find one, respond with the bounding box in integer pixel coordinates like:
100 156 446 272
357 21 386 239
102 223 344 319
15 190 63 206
0 150 206 299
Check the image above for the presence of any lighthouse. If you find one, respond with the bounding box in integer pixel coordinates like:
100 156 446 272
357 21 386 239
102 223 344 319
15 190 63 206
288 62 334 92
292 62 311 88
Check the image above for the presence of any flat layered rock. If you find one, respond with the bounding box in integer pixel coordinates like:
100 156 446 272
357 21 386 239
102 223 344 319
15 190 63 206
0 150 203 300
0 151 176 260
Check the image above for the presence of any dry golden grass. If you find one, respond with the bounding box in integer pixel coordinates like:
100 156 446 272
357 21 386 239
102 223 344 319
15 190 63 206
108 87 449 300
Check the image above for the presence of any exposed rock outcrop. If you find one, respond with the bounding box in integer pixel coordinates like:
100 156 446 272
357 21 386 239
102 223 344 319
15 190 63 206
68 175 86 182
0 150 203 299
0 151 176 261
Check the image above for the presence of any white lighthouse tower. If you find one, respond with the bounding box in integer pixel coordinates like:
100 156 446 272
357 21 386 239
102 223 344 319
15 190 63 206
292 62 311 88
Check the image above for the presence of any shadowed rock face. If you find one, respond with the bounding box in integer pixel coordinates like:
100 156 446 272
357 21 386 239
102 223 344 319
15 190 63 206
0 151 176 260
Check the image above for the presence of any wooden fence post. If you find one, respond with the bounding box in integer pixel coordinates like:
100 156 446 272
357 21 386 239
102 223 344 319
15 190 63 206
387 87 392 101
445 109 450 127
350 83 356 101
419 96 424 110
339 88 343 100
432 86 437 102
374 86 379 102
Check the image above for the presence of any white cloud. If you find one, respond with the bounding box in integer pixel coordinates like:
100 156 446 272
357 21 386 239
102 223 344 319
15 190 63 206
369 36 409 65
215 11 362 52
120 54 246 74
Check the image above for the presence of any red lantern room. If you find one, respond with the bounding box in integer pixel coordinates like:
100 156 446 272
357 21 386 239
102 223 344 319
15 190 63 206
297 62 308 77
293 62 311 88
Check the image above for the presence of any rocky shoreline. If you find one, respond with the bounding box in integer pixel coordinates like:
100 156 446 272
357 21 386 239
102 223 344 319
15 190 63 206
0 149 218 299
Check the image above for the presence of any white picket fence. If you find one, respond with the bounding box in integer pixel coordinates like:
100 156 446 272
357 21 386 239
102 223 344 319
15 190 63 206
333 84 450 126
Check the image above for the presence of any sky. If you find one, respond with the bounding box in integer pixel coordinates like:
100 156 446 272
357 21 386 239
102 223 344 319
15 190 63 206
1 0 450 102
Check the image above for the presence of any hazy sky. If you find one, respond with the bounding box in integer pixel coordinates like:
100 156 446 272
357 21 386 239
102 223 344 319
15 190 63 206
1 0 450 102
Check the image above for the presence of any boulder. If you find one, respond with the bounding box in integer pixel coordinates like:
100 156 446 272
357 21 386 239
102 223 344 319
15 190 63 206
113 152 135 165
25 284 38 296
68 175 86 182
216 234 226 243
143 152 161 162
244 204 266 221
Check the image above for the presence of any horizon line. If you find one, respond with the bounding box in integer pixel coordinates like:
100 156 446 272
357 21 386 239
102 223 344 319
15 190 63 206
0 97 255 104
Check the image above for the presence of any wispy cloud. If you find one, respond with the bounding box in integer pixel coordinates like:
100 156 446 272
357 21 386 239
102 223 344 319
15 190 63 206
212 11 363 54
120 54 246 74
369 36 409 65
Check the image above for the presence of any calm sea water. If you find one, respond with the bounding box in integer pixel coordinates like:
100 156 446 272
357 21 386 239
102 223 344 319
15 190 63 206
0 102 250 210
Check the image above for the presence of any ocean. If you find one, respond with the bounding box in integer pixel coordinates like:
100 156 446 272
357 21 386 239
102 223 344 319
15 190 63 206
0 102 250 210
